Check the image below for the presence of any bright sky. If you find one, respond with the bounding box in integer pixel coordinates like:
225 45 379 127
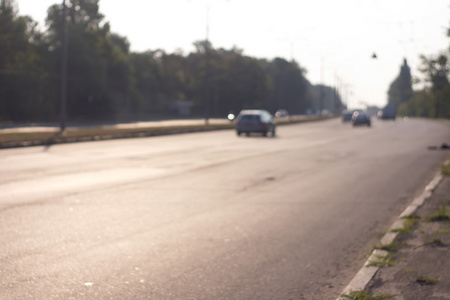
16 0 449 109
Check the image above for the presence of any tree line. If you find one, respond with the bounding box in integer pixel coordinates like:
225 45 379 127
388 28 450 119
0 0 344 124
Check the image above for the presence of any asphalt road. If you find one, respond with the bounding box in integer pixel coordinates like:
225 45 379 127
1 118 449 300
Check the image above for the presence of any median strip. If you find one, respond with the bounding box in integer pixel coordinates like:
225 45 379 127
0 116 331 149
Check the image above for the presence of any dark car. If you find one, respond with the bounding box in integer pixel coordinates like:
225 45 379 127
378 103 397 120
352 111 371 127
341 110 353 122
235 109 276 137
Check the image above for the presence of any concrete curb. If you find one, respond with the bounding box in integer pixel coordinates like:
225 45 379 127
335 169 444 299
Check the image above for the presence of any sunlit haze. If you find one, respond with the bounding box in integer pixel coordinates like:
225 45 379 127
16 0 449 109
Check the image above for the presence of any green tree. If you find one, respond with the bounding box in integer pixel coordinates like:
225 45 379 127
0 0 346 123
312 84 343 115
184 42 273 117
261 58 314 114
0 0 51 121
187 40 218 116
45 0 132 121
398 90 433 117
160 52 190 103
400 26 450 119
129 50 162 114
418 54 449 118
388 58 413 105
216 50 269 114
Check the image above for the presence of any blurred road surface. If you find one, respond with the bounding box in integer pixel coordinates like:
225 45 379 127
1 118 449 299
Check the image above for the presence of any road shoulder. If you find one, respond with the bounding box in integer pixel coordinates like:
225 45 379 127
365 174 450 299
337 160 450 300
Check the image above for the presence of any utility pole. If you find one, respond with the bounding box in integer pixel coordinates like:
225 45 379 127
319 57 325 115
60 0 68 131
204 5 210 125
334 72 340 114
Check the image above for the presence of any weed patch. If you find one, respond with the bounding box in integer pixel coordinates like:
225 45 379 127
341 290 396 300
368 253 397 267
403 268 416 273
392 218 417 233
425 238 449 247
428 205 450 222
376 241 407 252
402 213 420 220
442 163 450 176
416 275 440 285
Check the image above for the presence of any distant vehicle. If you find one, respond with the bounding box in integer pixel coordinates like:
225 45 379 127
275 109 288 118
352 111 371 127
341 110 353 122
378 103 397 120
235 109 276 137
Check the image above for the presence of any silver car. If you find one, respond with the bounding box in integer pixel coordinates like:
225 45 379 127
235 109 276 137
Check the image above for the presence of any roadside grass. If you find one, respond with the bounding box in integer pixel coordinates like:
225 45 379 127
428 205 450 222
368 253 397 267
369 239 411 267
442 163 450 176
416 275 440 285
392 218 418 234
0 124 234 146
403 268 416 273
424 238 449 247
0 116 331 147
354 160 449 299
341 290 396 300
402 213 420 220
0 131 58 143
376 240 408 252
